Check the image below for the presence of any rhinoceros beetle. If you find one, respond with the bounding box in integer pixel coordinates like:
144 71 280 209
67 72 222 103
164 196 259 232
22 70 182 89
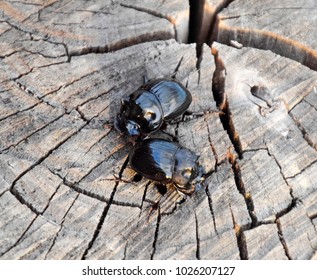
115 78 192 137
128 138 205 195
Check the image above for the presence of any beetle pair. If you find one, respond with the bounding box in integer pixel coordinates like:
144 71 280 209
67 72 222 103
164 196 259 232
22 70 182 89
115 78 205 195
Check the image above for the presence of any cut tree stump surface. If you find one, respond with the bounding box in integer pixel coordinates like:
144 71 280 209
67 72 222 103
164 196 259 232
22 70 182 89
0 0 316 260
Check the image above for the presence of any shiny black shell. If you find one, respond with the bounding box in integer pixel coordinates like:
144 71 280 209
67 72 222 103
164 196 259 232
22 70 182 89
115 78 192 136
129 138 204 194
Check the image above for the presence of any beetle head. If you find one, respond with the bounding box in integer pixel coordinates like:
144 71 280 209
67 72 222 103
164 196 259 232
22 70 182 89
114 98 143 136
115 92 163 137
114 115 141 136
172 148 205 195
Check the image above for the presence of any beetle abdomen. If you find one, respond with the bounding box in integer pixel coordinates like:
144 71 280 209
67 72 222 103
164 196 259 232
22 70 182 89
143 79 192 120
115 78 192 137
129 139 179 182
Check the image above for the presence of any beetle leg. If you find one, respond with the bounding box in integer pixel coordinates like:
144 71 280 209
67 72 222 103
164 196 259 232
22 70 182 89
169 115 183 125
172 183 191 197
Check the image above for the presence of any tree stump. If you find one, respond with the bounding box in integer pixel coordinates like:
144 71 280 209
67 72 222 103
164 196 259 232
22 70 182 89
0 0 316 260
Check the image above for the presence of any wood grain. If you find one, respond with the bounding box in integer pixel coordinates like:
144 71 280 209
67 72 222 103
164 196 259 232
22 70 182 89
1 0 316 260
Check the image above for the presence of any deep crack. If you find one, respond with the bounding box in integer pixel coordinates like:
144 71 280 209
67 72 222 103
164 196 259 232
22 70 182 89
81 156 130 260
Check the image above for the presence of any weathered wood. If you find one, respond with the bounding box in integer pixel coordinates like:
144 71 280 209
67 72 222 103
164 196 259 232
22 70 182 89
213 0 317 70
1 0 317 260
210 40 317 258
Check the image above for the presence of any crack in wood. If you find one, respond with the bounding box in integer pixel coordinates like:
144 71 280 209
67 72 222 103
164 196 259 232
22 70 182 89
230 204 248 259
188 0 236 46
81 156 130 259
44 192 79 259
150 207 161 260
194 211 200 260
74 86 116 118
68 33 173 58
228 149 258 228
289 110 317 151
276 218 292 260
264 142 298 200
0 99 41 123
171 55 184 79
211 47 243 159
205 114 219 171
139 182 152 217
214 24 317 71
285 158 317 181
119 3 177 41
2 0 316 260
0 110 65 153
0 214 38 258
204 186 218 236
8 117 87 215
275 197 299 220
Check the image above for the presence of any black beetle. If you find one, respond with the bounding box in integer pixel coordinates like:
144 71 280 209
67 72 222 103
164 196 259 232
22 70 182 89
115 78 192 137
128 138 205 195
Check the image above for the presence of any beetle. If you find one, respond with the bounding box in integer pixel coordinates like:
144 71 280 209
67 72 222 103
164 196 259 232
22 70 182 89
114 78 192 137
128 138 205 195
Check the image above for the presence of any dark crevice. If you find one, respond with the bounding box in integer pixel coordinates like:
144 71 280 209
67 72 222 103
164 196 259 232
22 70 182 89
139 182 152 216
158 195 186 216
310 212 317 222
236 227 248 260
123 241 128 260
0 100 41 123
194 212 200 260
171 56 184 79
81 202 110 260
81 156 130 260
9 121 87 214
214 24 317 71
1 112 65 153
276 218 292 260
119 3 178 41
211 47 243 159
275 197 299 219
264 143 299 209
47 154 140 209
205 186 218 236
0 215 38 257
289 111 317 151
150 207 161 260
205 115 219 171
285 158 317 180
75 108 89 123
206 0 236 46
14 78 59 109
230 205 248 260
69 33 173 58
217 93 243 159
44 192 80 259
228 151 258 228
189 0 235 46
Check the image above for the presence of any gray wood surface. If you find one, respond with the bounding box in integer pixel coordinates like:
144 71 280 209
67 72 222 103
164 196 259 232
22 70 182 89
0 0 316 260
